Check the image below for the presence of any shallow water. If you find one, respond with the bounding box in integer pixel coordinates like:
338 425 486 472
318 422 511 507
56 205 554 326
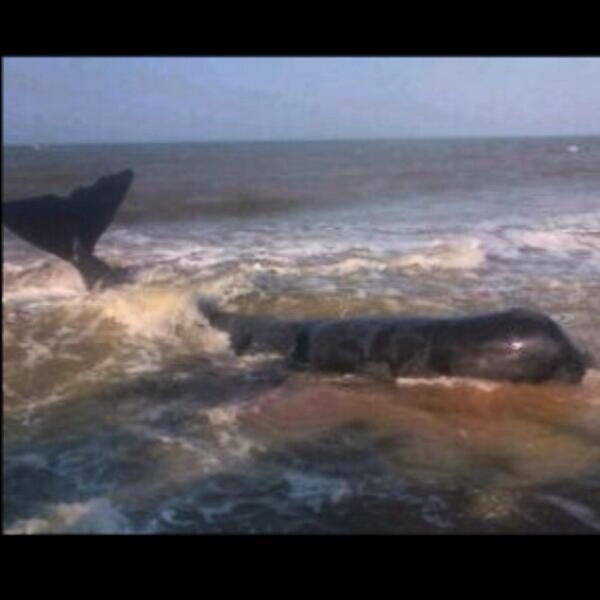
3 137 600 533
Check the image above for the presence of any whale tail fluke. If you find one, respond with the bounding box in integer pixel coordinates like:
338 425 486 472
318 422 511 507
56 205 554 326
3 170 134 289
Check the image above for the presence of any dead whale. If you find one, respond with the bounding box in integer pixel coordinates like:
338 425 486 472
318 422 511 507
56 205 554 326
201 303 590 384
3 170 134 289
3 170 592 384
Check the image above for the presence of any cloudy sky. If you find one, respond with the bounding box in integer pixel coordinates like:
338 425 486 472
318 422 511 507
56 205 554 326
4 57 600 144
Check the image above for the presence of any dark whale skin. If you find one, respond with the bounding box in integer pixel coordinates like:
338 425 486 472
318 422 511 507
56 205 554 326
3 170 134 290
203 305 589 384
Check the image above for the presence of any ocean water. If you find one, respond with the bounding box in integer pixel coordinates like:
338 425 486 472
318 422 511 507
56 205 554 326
3 137 600 534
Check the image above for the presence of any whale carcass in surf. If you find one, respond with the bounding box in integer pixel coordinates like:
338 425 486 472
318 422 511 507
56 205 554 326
3 170 592 384
201 303 591 384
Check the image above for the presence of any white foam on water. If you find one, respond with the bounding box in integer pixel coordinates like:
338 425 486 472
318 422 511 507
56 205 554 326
538 494 600 532
5 497 131 535
203 404 264 461
98 286 200 338
94 285 230 354
506 229 600 254
111 399 269 532
473 209 600 266
283 471 351 512
188 499 238 525
394 375 502 393
212 238 488 285
20 337 54 370
186 267 268 309
2 259 86 305
543 209 600 231
204 403 245 428
315 256 383 277
132 401 262 471
420 495 453 529
388 239 486 271
12 213 599 330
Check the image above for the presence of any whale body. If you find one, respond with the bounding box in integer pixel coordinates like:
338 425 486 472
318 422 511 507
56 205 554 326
202 304 590 384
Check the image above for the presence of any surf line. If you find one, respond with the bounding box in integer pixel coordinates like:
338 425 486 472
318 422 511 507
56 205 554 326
3 170 594 384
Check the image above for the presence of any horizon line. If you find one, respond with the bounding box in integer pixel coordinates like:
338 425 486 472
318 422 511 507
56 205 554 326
4 132 600 148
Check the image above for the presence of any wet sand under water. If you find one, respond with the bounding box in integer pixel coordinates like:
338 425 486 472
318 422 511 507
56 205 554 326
5 363 600 533
240 372 600 533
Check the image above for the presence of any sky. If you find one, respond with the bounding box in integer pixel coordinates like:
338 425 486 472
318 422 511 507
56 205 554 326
3 57 600 144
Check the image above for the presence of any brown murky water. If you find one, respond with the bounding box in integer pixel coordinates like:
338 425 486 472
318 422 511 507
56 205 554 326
238 374 600 532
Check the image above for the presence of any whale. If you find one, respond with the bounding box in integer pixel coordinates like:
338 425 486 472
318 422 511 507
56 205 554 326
2 170 134 290
201 303 591 384
3 170 592 384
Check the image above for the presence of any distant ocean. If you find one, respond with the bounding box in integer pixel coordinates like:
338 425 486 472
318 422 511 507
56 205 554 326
4 137 600 533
